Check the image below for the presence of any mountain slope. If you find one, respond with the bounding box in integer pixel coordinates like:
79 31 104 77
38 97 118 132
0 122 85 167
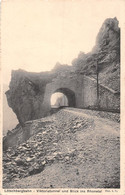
3 108 120 188
3 84 18 136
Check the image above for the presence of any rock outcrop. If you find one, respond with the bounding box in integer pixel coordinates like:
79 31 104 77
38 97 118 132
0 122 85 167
6 70 56 125
72 17 120 91
6 17 120 126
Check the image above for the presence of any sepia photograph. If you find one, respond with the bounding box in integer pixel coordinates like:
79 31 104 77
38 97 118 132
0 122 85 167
1 0 125 194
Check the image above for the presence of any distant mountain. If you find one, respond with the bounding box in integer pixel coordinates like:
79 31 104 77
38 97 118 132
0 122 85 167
3 84 18 136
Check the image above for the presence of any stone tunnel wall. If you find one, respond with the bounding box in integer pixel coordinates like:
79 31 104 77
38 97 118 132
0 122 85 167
41 73 85 114
6 70 120 126
41 74 120 115
82 76 120 112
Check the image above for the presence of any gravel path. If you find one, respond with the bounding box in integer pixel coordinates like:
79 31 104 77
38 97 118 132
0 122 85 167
3 108 120 188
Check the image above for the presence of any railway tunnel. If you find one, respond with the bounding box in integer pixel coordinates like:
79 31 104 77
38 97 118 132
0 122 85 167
50 88 76 108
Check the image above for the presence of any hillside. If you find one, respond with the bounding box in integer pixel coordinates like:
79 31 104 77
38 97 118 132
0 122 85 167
3 108 120 188
3 84 18 136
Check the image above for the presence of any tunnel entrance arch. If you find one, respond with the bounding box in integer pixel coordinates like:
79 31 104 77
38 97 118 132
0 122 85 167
51 88 76 108
51 92 68 108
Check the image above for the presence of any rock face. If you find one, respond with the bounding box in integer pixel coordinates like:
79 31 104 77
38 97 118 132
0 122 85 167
72 17 120 91
6 70 56 125
6 18 120 126
95 17 120 52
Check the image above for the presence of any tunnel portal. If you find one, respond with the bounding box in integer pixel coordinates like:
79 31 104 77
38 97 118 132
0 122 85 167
53 88 76 107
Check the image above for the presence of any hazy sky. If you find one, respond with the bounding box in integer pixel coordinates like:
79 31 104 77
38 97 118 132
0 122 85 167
1 0 124 85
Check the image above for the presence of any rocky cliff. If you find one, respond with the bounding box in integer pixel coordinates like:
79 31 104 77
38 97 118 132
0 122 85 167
6 17 120 127
72 17 120 91
6 70 56 125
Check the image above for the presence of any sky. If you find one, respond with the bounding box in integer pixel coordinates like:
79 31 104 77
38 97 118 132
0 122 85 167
1 0 124 85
